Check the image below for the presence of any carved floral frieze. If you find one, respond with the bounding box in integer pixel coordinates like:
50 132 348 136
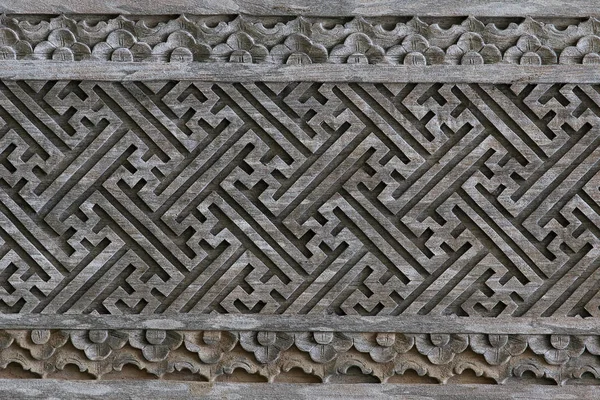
0 15 599 64
0 330 596 384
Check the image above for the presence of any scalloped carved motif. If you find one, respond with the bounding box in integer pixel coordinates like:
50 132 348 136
0 330 597 384
0 15 599 64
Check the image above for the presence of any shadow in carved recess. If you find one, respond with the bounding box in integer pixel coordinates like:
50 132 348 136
0 358 594 385
387 369 439 384
274 367 322 383
327 366 380 383
47 364 95 380
446 369 497 384
504 370 557 386
0 362 39 379
163 369 209 381
102 364 158 380
215 369 269 383
567 372 600 386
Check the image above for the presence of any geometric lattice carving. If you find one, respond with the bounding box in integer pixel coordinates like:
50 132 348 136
2 81 600 318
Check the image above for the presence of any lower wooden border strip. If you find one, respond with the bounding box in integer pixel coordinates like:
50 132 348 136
0 315 597 334
0 381 597 399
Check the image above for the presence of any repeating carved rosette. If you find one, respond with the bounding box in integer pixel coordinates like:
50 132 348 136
212 32 268 63
70 330 128 360
503 35 557 65
184 331 237 364
0 27 32 60
469 334 527 365
14 330 70 360
150 31 211 62
528 335 586 365
129 330 183 362
239 331 294 363
92 30 152 62
560 35 600 64
294 332 354 363
415 334 469 365
0 330 594 383
0 14 599 64
33 29 91 61
269 34 328 64
329 33 386 64
352 333 414 363
385 34 445 65
445 33 502 65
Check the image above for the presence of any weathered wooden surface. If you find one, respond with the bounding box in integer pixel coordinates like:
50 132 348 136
0 0 599 17
1 79 599 327
0 2 599 394
0 15 598 66
0 381 598 399
0 79 593 322
0 314 597 334
0 329 597 384
4 63 600 83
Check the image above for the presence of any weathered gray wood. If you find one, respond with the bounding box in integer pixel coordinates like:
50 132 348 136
0 329 597 383
1 0 600 17
0 381 597 399
0 2 599 391
1 63 600 83
0 15 597 66
0 15 596 68
0 314 598 334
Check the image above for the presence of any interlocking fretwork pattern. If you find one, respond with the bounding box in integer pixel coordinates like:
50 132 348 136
1 81 600 317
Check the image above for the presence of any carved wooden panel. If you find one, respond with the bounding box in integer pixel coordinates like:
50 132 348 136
0 1 599 398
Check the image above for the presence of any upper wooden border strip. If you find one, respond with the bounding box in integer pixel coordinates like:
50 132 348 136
0 0 598 17
1 63 600 83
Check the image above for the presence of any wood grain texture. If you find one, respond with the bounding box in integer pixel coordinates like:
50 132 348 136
1 0 600 17
0 4 599 391
0 315 597 334
1 80 599 329
3 329 600 384
0 381 597 399
0 63 599 83
0 15 600 67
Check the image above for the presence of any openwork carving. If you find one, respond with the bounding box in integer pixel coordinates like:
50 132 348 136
0 15 598 64
1 5 600 393
1 80 600 320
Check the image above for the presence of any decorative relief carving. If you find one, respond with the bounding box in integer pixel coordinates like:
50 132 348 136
1 81 600 319
0 330 596 384
0 15 599 64
1 9 600 390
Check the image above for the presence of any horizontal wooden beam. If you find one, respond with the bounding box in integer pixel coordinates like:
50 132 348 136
0 62 599 83
0 314 597 334
1 381 598 399
0 0 599 17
